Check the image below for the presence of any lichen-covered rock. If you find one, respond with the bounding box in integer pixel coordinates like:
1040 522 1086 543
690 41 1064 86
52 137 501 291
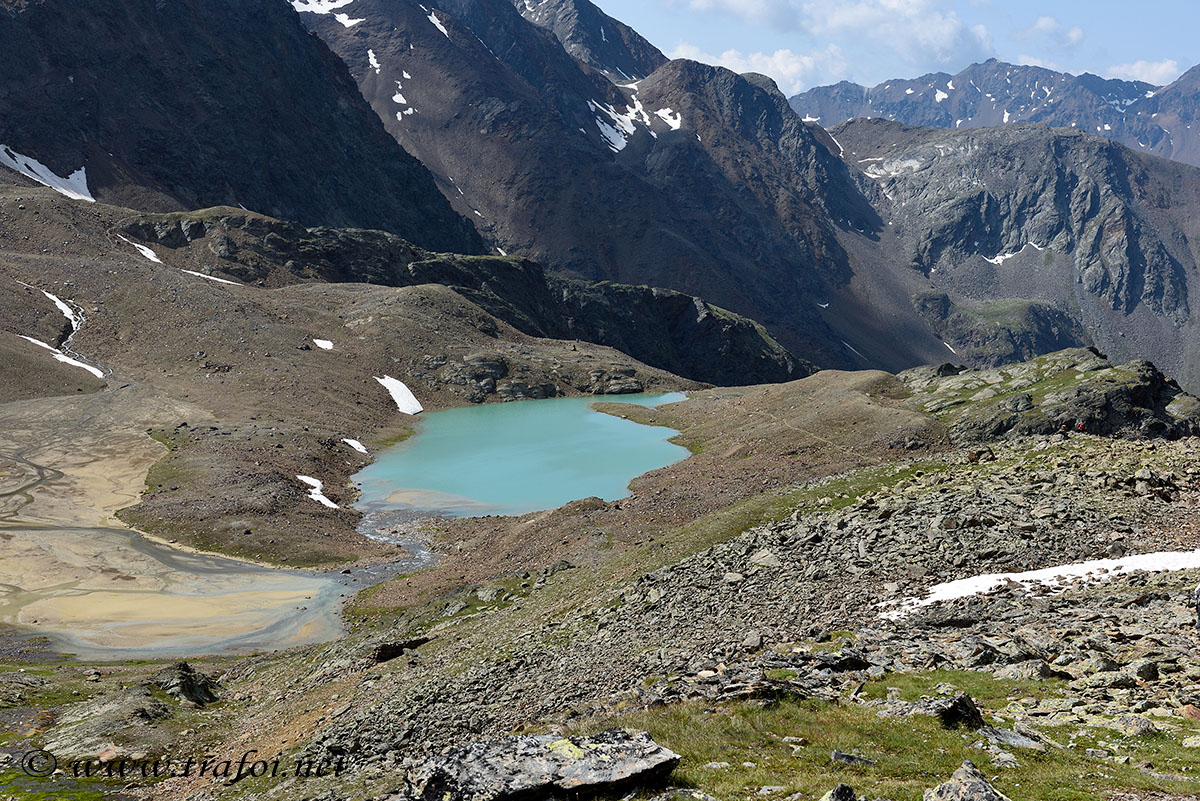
407 729 679 801
924 761 1013 801
901 348 1200 442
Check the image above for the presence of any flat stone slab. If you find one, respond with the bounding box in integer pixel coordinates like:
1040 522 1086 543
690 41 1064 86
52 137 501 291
409 729 680 801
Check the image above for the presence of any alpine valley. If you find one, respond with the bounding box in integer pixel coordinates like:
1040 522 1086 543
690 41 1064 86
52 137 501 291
0 1 1199 800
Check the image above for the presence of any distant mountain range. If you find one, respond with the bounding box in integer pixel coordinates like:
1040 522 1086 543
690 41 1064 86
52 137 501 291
790 59 1200 168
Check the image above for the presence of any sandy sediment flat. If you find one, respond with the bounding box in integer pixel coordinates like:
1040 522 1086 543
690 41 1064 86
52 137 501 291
0 387 343 658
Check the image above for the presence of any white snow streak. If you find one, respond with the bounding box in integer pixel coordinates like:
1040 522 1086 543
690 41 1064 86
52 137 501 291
313 339 333 350
943 341 958 354
0 145 94 202
116 234 163 263
882 549 1200 619
17 336 104 379
181 269 240 286
41 290 80 330
342 438 368 454
375 375 424 415
297 475 340 509
427 10 450 37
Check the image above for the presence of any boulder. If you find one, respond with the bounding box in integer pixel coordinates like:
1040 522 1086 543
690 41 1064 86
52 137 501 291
927 694 986 729
924 761 1013 801
153 662 219 706
818 785 858 801
410 729 679 801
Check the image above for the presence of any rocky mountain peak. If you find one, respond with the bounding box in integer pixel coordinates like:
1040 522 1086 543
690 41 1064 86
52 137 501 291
508 0 666 82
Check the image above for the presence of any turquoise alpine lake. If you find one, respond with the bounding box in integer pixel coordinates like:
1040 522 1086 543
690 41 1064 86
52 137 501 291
353 393 689 517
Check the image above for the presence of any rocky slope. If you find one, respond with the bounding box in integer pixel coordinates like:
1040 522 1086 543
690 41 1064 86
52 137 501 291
119 208 803 386
790 59 1200 168
834 118 1200 388
508 0 666 81
9 350 1193 800
0 0 479 251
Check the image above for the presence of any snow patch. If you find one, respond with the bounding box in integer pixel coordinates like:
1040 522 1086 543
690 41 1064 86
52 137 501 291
333 13 363 26
427 10 450 37
116 234 163 263
290 0 354 11
368 49 381 74
943 341 957 354
655 108 683 130
17 335 104 379
935 90 948 103
983 242 1043 265
313 339 333 350
1002 110 1011 123
905 88 914 95
297 475 339 509
947 80 954 90
181 269 240 286
802 114 820 123
0 145 94 202
882 549 1200 620
41 290 81 330
587 97 650 152
375 375 424 415
342 438 368 454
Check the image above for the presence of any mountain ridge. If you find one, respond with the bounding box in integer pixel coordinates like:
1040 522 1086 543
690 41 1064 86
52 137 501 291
789 58 1200 168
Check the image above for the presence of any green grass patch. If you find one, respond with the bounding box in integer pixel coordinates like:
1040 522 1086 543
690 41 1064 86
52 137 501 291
577 688 1200 801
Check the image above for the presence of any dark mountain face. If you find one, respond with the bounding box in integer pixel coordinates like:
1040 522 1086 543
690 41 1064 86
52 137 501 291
294 0 879 364
0 0 479 252
789 59 1200 168
508 0 666 81
835 118 1200 388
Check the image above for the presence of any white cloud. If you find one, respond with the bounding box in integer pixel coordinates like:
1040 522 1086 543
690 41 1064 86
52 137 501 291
1031 15 1059 35
799 0 992 66
669 42 848 94
1106 59 1181 86
1015 54 1063 71
1021 15 1083 50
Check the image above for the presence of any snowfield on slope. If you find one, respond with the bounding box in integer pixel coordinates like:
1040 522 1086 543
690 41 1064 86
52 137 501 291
883 548 1200 619
375 375 424 414
0 145 94 202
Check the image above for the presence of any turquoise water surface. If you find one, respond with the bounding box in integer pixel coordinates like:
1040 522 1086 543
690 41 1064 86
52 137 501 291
353 393 688 517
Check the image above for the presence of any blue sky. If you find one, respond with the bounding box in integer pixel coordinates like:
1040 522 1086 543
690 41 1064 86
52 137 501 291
595 0 1196 94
